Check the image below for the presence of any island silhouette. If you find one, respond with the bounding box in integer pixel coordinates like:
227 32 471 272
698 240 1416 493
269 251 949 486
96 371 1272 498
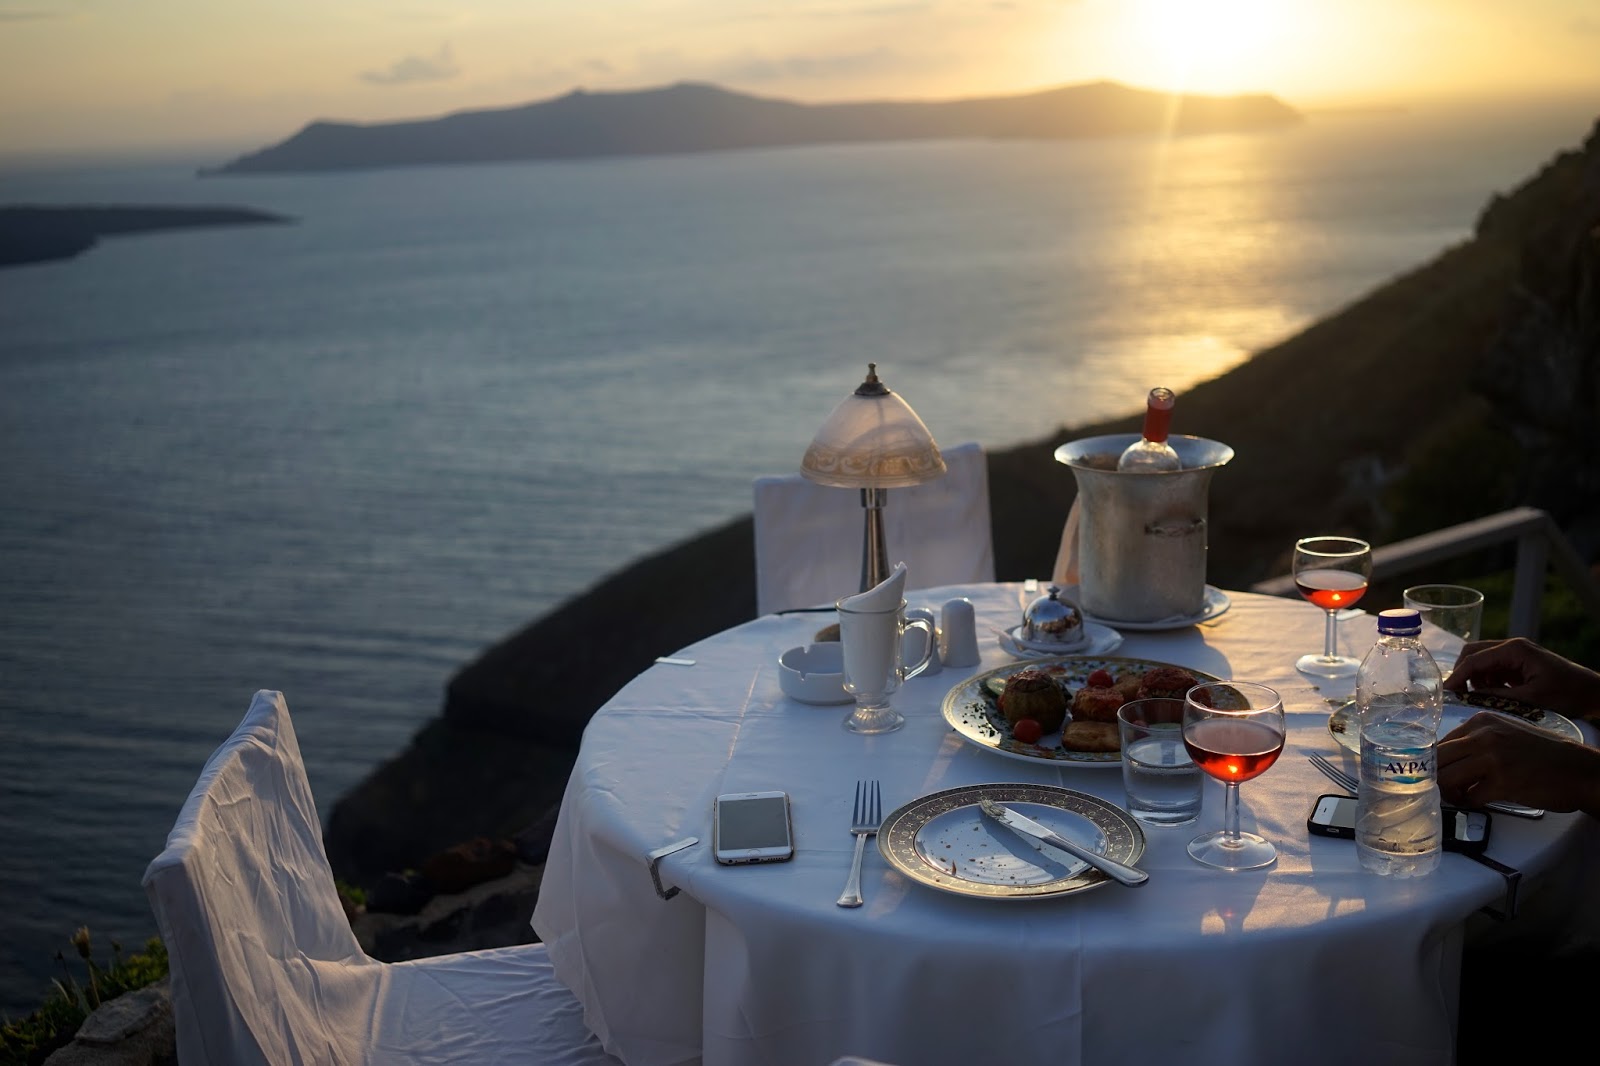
2 80 1297 267
212 79 1303 174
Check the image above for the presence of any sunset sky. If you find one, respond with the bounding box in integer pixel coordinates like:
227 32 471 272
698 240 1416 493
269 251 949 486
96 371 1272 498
3 0 1598 160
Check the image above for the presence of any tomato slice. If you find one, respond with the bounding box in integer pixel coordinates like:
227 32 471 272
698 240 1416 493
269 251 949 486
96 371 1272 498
1086 668 1114 688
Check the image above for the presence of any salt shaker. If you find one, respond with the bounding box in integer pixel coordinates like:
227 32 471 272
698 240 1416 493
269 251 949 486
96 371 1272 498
940 598 981 668
904 607 942 676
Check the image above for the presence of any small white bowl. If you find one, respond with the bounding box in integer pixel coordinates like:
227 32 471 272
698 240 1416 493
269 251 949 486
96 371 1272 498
778 643 852 705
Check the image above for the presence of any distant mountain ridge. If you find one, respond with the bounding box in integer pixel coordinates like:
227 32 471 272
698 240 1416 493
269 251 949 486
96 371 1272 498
211 80 1303 174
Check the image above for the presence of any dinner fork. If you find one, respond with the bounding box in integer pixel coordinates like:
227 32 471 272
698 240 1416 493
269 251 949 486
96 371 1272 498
836 780 882 908
1306 752 1358 796
1306 752 1543 819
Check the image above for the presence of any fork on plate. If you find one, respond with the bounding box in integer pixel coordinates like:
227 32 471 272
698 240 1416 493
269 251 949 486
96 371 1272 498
1306 751 1543 819
836 780 882 908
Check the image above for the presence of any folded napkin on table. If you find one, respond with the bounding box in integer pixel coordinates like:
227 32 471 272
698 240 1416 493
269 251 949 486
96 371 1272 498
839 560 908 612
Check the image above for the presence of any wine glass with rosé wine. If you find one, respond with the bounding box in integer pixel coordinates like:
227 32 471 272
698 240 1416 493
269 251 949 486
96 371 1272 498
1292 536 1373 679
1182 681 1285 871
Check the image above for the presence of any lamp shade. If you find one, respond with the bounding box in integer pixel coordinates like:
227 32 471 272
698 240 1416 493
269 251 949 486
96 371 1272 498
800 364 946 489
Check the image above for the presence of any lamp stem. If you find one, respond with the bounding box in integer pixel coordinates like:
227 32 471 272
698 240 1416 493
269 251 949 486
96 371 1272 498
860 486 890 592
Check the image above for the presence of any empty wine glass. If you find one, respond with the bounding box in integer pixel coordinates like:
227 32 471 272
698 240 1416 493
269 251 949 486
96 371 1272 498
1182 681 1285 870
1292 536 1372 678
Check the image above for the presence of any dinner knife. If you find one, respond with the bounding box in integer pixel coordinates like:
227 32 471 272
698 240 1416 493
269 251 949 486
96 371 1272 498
978 799 1148 886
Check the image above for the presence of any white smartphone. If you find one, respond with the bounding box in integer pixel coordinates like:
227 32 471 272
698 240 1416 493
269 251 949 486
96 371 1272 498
713 791 795 865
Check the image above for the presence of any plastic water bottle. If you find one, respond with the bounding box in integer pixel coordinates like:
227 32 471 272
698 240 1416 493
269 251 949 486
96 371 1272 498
1355 608 1444 876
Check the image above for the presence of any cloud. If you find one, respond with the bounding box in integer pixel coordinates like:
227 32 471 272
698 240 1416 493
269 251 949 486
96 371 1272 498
360 44 460 87
707 2 928 20
819 3 932 16
0 9 63 21
715 46 933 84
1569 16 1600 36
384 8 458 23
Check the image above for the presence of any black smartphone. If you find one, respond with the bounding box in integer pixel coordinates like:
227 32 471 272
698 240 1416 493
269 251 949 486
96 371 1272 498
1306 794 1491 855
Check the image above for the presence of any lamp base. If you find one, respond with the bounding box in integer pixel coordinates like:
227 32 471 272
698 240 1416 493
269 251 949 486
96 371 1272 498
860 486 890 592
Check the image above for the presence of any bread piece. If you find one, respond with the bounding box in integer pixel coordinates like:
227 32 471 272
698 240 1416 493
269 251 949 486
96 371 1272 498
1060 721 1120 753
1070 685 1125 724
1137 666 1199 701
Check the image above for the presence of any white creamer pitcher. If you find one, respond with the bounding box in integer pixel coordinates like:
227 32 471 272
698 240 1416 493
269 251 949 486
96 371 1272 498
1053 434 1233 623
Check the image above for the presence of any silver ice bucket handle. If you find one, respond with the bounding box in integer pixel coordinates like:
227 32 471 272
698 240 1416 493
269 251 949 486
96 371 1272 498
1146 518 1206 538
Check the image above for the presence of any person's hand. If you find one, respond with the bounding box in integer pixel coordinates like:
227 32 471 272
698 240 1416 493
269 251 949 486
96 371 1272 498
1438 711 1600 817
1442 637 1600 719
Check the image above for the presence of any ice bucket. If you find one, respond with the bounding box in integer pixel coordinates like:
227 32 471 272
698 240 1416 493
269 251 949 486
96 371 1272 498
1053 434 1234 623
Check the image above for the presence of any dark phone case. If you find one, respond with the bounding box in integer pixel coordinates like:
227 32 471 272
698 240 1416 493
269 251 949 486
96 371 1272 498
1306 795 1356 839
1442 807 1492 855
1306 794 1491 855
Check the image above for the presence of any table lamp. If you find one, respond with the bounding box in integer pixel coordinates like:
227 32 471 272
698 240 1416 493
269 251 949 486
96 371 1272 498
800 363 947 593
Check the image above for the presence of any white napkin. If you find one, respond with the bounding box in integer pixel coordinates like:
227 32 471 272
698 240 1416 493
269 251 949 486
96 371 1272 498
840 560 908 611
1051 499 1081 586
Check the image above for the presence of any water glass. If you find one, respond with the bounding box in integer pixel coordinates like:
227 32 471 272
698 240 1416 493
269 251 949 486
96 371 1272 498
1116 698 1202 827
1402 584 1484 675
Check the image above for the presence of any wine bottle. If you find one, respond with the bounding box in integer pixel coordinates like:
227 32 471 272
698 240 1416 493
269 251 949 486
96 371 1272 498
1116 387 1181 472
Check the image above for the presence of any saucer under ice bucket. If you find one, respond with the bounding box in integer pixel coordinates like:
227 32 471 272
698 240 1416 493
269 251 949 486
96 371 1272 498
1054 434 1233 623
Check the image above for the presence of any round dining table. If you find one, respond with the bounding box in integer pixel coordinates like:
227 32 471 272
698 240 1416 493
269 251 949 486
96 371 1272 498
531 583 1599 1066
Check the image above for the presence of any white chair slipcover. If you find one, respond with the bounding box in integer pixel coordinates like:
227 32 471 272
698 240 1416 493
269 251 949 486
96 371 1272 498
143 689 620 1066
753 440 995 616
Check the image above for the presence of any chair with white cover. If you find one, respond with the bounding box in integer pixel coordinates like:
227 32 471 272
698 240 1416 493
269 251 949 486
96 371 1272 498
753 440 995 616
143 689 621 1066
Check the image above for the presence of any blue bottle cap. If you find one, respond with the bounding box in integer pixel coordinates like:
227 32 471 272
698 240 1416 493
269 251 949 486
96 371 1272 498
1376 608 1422 635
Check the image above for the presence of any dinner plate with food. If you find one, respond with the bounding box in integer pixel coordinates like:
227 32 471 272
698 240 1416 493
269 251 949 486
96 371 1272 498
876 782 1145 900
941 655 1221 767
1326 691 1582 754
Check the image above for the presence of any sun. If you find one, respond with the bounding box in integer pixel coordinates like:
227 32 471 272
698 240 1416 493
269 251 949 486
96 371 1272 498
1121 0 1295 96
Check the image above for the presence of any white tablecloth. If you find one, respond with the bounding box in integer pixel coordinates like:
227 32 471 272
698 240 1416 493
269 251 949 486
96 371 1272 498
532 585 1597 1066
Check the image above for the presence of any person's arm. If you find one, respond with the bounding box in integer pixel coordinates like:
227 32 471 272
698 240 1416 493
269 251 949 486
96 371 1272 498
1443 637 1600 720
1438 711 1600 818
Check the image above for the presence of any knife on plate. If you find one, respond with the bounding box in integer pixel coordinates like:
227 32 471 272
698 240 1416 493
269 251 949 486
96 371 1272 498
978 799 1148 886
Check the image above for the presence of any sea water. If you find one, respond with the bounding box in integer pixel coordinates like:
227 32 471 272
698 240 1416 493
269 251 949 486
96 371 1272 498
0 98 1592 1015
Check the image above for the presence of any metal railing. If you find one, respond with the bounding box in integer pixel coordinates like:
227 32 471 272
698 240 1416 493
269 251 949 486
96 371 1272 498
1251 507 1600 641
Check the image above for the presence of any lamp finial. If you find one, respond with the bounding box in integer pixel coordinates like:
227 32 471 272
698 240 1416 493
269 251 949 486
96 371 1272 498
855 363 889 397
